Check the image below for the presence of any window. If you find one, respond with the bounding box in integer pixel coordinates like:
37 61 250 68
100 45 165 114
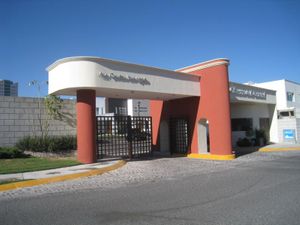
96 107 99 115
280 111 289 117
287 92 294 102
231 118 253 132
277 110 295 119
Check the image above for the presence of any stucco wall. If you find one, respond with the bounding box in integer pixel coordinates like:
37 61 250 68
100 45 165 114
0 96 76 147
254 80 287 109
231 103 271 129
297 119 300 142
255 79 300 117
285 81 300 117
277 118 299 143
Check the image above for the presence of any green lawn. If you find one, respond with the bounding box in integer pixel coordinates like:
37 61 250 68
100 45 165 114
0 157 80 174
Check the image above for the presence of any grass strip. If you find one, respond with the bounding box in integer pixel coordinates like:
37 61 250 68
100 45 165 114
0 157 80 174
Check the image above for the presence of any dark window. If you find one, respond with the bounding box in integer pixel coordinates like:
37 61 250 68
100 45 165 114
278 110 295 119
287 92 294 102
280 111 289 117
108 98 128 115
231 118 253 131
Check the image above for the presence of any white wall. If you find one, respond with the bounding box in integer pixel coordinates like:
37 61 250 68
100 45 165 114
268 104 278 143
48 57 200 100
231 103 271 129
255 79 300 143
96 97 105 115
255 79 300 117
254 80 287 109
297 119 300 142
277 118 298 143
285 81 300 117
230 102 276 145
127 99 133 116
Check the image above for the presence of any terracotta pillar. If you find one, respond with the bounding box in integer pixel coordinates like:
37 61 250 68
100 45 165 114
149 100 164 151
178 59 234 160
76 89 96 164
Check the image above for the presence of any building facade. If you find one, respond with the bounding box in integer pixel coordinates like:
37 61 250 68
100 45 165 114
254 80 300 143
0 80 18 96
98 79 300 146
46 56 299 163
96 76 300 148
47 56 232 163
229 82 276 146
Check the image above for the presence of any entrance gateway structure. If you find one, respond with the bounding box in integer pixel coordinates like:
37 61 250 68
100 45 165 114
47 56 234 163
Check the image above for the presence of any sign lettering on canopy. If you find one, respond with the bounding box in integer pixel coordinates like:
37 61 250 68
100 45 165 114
229 85 267 100
99 72 151 86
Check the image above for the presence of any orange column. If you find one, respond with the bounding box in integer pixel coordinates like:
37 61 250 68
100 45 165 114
202 64 232 156
177 59 234 160
76 89 96 164
192 63 233 156
149 100 164 150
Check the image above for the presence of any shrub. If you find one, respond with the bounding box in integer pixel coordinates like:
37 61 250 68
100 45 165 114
16 136 77 152
0 147 25 159
255 129 267 146
236 138 252 147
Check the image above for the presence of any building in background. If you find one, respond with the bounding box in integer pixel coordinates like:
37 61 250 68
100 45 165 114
230 79 300 145
0 79 18 96
96 97 149 116
229 82 277 146
254 79 300 143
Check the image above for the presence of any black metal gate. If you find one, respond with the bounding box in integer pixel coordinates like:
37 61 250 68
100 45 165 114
170 118 189 154
96 116 152 159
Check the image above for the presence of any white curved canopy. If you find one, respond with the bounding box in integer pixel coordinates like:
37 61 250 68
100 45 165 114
47 56 201 100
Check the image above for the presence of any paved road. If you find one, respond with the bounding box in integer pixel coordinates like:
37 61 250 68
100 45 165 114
1 151 300 225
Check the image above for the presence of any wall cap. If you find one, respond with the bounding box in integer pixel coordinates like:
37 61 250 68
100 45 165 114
177 58 230 73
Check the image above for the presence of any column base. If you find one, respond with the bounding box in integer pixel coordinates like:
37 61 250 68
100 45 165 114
187 153 235 160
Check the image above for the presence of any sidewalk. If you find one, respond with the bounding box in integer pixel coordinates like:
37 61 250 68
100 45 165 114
259 143 300 152
0 159 126 192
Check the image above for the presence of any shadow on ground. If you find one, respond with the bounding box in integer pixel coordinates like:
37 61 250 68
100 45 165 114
234 146 261 158
98 147 264 162
97 152 187 163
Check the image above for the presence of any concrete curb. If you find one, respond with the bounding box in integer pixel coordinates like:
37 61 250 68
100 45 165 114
0 160 126 192
259 147 300 152
187 153 235 160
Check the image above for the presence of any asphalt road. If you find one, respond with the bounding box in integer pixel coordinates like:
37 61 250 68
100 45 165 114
1 152 300 225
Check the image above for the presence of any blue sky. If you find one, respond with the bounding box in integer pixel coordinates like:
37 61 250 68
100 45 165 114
1 0 299 97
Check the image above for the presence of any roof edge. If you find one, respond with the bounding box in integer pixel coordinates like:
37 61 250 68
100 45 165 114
46 56 200 79
176 58 230 73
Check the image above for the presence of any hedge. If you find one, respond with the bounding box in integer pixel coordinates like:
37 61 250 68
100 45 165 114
16 136 77 153
0 147 25 159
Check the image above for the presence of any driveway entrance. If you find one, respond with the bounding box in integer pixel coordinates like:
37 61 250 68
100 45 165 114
47 56 234 163
96 115 152 159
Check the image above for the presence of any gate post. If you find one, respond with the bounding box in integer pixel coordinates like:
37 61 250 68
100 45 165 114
76 89 96 164
127 116 133 159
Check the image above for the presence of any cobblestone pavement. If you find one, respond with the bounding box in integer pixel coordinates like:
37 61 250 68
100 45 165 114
0 151 295 201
